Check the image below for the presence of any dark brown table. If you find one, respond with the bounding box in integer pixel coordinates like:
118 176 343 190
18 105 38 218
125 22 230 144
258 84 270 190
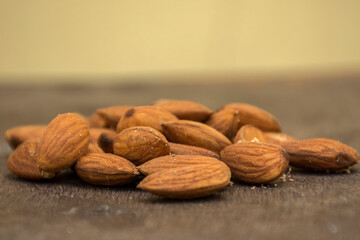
1 78 360 240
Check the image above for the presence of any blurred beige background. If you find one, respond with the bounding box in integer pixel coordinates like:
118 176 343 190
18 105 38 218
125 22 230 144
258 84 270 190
0 0 359 83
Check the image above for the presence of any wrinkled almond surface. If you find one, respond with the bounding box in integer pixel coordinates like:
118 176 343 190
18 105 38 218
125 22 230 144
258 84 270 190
284 138 359 171
221 103 281 132
75 153 139 185
113 126 170 165
153 99 212 122
7 139 55 180
169 143 220 159
37 113 90 174
5 125 46 149
137 164 231 199
162 120 231 154
221 142 289 183
206 109 241 140
137 154 228 175
116 106 178 134
263 132 298 147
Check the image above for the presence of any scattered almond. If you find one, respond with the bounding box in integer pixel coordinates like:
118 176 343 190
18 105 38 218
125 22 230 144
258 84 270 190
5 125 46 149
233 124 266 143
205 109 241 140
96 105 133 128
169 143 220 159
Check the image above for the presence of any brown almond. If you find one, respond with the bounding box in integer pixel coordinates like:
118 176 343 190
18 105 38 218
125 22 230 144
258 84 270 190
284 138 359 171
75 153 139 185
37 113 90 174
5 125 46 149
88 113 109 128
221 142 289 183
96 105 133 128
169 143 220 159
153 99 212 122
221 103 281 132
87 143 105 154
233 125 266 143
162 120 231 154
116 106 178 134
137 164 231 199
137 155 228 175
89 128 117 145
98 132 117 154
113 126 170 165
206 109 241 140
263 132 298 147
7 139 55 180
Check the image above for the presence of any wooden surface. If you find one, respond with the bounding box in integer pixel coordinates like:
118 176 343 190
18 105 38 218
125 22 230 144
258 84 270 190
1 79 360 240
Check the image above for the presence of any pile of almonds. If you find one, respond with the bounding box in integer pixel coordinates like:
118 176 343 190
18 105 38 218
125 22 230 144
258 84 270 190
5 100 360 199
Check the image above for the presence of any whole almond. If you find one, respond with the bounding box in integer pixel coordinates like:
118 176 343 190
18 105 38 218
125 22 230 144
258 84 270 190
233 125 266 143
153 99 212 122
137 155 229 175
169 143 220 159
96 105 133 128
98 132 117 153
284 138 359 171
162 120 231 154
206 109 241 140
37 113 90 174
5 125 46 149
75 153 139 185
116 106 178 134
263 132 298 147
7 139 55 180
221 142 289 183
137 164 231 199
113 126 170 165
221 103 281 132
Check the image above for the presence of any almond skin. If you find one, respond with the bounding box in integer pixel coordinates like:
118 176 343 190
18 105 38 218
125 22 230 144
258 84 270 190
169 143 220 159
263 132 298 147
137 164 231 199
7 139 55 180
233 125 266 143
5 125 46 149
96 105 133 128
221 142 289 183
221 103 281 132
206 109 241 140
162 120 231 154
137 155 229 175
284 138 359 171
116 106 178 134
152 99 212 122
75 153 139 185
87 143 105 154
88 113 109 128
113 126 170 165
37 113 90 174
89 128 117 145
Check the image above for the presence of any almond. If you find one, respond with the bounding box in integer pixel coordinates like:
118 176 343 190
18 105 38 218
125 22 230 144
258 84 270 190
116 106 178 134
37 113 90 174
113 126 170 165
98 132 117 154
7 139 55 180
233 125 266 143
221 142 289 183
169 143 220 159
162 120 231 154
283 138 359 171
89 128 117 145
221 103 281 132
137 155 229 175
206 109 241 140
87 143 105 154
96 105 133 128
137 164 231 199
87 113 109 128
263 132 298 147
75 153 139 185
153 99 212 122
5 125 46 149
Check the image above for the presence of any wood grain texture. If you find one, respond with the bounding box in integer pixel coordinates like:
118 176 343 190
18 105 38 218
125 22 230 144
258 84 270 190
1 79 360 240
